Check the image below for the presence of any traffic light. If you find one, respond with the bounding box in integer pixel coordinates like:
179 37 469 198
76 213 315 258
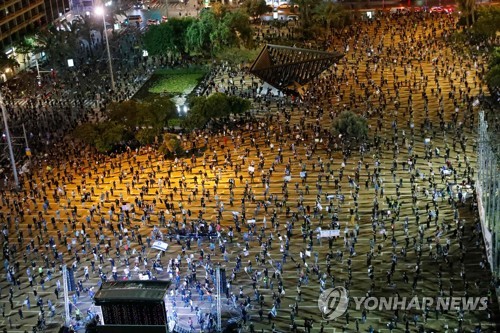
37 75 42 87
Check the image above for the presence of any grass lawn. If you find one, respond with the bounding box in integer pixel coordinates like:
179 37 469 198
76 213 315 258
148 73 205 94
148 66 208 95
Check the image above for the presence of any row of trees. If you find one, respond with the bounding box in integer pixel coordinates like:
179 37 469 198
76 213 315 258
486 47 500 95
241 0 353 39
143 5 253 59
457 4 500 41
73 96 177 152
184 92 251 129
72 93 251 153
10 2 128 70
455 5 500 94
291 0 352 39
144 0 353 58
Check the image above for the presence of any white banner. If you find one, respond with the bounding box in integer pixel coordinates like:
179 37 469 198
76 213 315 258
319 230 340 238
152 241 168 251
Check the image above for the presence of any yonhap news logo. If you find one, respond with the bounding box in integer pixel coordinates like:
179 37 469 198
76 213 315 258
318 289 488 319
318 287 349 320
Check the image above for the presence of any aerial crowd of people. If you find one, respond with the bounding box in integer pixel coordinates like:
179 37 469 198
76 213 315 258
0 7 498 333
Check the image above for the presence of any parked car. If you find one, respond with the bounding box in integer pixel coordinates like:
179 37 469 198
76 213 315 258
277 3 298 10
429 6 445 13
125 14 142 25
443 6 454 13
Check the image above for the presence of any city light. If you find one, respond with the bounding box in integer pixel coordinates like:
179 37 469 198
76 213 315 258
95 5 115 91
95 6 104 16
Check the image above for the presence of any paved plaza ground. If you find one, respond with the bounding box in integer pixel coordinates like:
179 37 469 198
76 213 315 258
0 9 499 333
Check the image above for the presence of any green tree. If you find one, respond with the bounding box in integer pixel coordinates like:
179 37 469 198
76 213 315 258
72 122 131 153
184 93 250 129
135 128 158 145
211 2 228 18
228 95 251 114
331 111 368 144
94 122 129 153
204 92 231 118
185 12 215 55
184 96 209 129
242 0 270 19
138 96 177 129
41 25 80 66
159 133 183 156
185 7 253 56
292 0 321 38
14 37 37 67
313 2 351 36
471 6 500 40
143 18 194 57
143 24 174 57
107 97 176 131
107 100 141 128
209 19 232 55
224 10 254 48
485 65 500 91
72 123 99 145
457 0 476 27
489 47 500 68
27 31 54 62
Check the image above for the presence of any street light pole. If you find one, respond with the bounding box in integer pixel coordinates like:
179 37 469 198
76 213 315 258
22 124 31 165
98 6 116 91
0 92 19 189
62 265 71 327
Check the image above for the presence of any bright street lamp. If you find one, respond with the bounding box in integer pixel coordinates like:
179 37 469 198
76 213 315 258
95 6 115 92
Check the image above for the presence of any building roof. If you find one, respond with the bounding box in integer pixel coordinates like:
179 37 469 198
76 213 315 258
249 44 343 93
94 280 171 304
